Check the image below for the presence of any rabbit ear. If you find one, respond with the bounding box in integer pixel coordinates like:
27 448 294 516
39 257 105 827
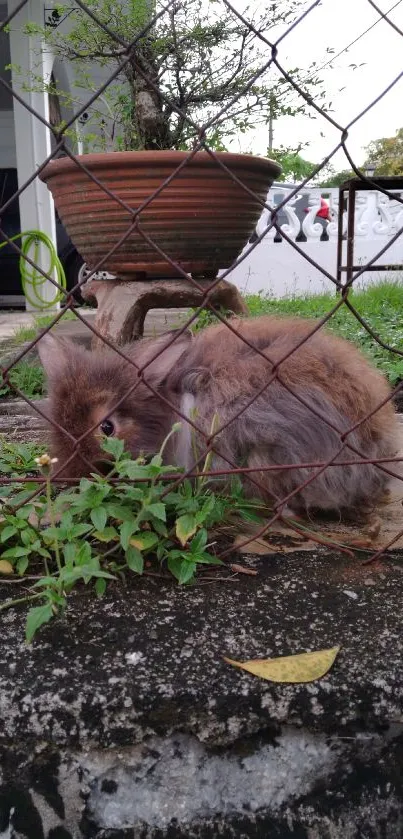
37 333 74 379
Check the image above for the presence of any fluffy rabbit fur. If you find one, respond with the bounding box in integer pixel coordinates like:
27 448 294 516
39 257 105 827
38 316 399 515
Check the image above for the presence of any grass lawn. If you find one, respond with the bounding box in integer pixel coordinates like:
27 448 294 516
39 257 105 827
11 310 76 346
0 311 76 399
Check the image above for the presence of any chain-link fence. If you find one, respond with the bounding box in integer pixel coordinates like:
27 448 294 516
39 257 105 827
1 0 403 567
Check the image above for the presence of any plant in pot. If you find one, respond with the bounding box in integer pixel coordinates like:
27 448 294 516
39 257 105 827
32 0 328 311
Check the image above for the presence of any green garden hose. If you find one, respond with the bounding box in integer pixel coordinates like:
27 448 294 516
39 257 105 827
0 230 66 309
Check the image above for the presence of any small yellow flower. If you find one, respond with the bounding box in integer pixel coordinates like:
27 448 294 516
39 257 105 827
34 454 58 467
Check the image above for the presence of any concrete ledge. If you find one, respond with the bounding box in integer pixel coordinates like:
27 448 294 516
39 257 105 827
1 550 403 836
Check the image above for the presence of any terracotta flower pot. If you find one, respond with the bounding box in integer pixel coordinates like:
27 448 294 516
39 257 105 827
40 150 281 280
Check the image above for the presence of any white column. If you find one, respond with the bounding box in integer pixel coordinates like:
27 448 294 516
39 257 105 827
8 0 60 311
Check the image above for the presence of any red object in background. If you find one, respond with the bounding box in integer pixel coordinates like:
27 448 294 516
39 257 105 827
304 197 331 220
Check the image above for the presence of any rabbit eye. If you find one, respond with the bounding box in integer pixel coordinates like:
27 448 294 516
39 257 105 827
100 419 115 437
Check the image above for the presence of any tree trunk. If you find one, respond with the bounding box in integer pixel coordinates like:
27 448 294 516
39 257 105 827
125 47 171 150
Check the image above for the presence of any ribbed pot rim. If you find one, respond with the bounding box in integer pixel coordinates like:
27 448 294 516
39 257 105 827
39 150 282 182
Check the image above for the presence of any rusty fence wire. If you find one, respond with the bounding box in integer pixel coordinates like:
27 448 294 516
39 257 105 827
1 0 403 564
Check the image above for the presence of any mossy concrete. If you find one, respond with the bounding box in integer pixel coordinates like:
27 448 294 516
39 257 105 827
1 550 403 837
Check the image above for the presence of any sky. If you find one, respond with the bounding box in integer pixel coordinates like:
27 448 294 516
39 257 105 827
225 0 403 172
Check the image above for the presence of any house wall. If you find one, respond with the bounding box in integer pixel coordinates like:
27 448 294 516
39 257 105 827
0 111 16 167
0 2 15 167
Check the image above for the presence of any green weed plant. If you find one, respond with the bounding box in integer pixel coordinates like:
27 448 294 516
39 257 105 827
0 430 263 642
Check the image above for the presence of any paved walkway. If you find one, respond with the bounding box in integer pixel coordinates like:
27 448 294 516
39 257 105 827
0 306 189 344
0 310 50 339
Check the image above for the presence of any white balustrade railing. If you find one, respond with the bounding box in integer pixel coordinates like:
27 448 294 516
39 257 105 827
226 184 403 298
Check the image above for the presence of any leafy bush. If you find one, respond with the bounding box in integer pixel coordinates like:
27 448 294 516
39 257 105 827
0 430 263 641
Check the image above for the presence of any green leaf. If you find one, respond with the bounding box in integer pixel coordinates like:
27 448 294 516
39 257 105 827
37 547 52 560
0 525 17 542
151 518 168 537
121 486 145 502
91 506 108 532
1 545 29 558
95 577 107 597
163 490 183 507
57 565 79 586
189 528 208 554
70 523 93 539
8 489 37 506
181 480 194 501
79 478 96 493
54 494 76 512
87 567 115 580
59 567 88 586
75 541 92 565
76 485 110 509
120 520 139 551
16 555 29 575
59 565 114 587
117 461 149 479
32 575 59 589
25 603 54 643
63 542 77 567
145 464 165 478
107 503 135 522
93 526 118 543
41 526 60 544
150 453 163 467
156 542 168 561
167 549 186 560
197 495 216 522
193 553 223 566
21 528 36 546
129 531 159 552
101 436 125 460
175 513 197 547
167 556 183 582
0 486 18 498
126 546 144 574
59 510 73 529
16 504 34 520
179 561 197 584
147 503 166 522
168 556 196 585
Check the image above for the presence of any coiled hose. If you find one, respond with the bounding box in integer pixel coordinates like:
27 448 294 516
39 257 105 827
0 230 66 309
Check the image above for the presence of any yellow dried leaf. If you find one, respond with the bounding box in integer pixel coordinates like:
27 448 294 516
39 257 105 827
224 646 340 684
129 533 159 551
0 560 14 576
233 535 274 554
232 531 316 555
175 514 197 547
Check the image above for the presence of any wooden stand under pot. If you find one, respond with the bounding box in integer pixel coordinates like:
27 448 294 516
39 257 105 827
80 275 248 349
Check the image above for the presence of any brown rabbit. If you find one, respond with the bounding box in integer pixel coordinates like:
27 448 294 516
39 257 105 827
38 316 399 515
